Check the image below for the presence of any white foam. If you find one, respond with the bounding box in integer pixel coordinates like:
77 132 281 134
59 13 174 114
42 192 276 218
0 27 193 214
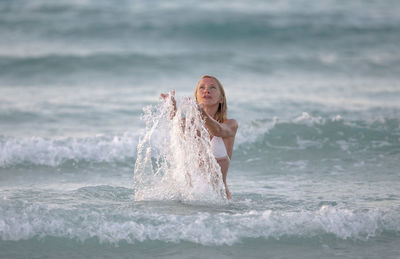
0 132 140 167
0 203 398 245
235 116 279 146
293 112 325 125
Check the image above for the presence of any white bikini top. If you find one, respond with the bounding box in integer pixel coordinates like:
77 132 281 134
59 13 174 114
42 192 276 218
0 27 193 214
210 136 230 160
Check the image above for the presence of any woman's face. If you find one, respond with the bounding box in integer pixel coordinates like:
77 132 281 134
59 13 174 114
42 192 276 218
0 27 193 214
196 77 222 106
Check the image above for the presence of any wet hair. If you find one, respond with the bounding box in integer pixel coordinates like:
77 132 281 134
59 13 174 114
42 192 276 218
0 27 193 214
194 75 227 123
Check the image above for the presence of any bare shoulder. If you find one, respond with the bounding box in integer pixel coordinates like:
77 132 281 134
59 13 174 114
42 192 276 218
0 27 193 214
224 118 238 128
223 118 238 135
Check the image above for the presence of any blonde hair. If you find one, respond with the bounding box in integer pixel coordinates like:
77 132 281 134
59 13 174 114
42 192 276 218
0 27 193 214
194 75 227 123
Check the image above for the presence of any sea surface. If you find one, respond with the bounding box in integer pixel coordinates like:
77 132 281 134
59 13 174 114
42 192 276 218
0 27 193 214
1 0 400 258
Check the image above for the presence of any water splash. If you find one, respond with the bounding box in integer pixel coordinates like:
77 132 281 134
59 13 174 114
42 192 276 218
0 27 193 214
133 94 227 202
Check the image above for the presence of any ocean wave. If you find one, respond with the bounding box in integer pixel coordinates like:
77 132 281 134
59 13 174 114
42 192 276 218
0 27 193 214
0 133 139 168
1 114 399 168
2 0 399 34
1 0 399 61
2 50 400 84
0 51 236 86
0 203 398 245
0 53 195 80
236 113 400 155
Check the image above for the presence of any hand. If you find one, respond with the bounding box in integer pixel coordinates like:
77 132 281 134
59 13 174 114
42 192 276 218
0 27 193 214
160 90 175 101
161 90 176 106
160 90 176 118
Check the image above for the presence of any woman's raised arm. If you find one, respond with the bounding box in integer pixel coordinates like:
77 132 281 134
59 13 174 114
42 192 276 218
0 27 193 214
198 104 238 138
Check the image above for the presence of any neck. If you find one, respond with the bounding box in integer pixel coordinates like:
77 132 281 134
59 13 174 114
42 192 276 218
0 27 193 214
203 103 219 119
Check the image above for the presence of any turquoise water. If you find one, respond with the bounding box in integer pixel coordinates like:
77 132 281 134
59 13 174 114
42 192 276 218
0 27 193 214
1 0 400 258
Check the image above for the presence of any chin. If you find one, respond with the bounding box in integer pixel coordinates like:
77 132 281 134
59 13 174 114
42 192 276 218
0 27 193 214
201 100 215 105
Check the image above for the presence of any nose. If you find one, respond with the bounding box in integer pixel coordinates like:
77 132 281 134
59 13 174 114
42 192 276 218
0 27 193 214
202 87 210 93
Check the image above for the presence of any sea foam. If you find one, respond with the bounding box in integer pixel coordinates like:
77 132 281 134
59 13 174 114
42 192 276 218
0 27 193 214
1 114 399 168
1 201 398 245
0 133 139 168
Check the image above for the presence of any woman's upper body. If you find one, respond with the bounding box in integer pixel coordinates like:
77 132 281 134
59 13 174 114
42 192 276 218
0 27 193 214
195 76 238 161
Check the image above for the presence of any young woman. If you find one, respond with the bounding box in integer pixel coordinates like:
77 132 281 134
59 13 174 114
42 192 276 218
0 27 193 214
161 75 238 199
